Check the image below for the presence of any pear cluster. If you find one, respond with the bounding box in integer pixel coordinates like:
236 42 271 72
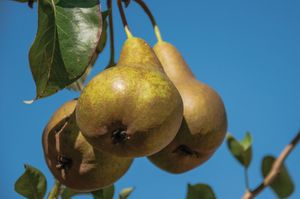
42 36 227 191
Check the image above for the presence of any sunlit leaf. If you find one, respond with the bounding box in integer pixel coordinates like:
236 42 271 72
227 132 253 168
186 183 216 199
29 0 102 100
119 187 134 199
67 10 110 91
262 156 294 198
14 164 47 199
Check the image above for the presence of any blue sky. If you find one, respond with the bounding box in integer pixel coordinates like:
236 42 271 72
0 0 299 198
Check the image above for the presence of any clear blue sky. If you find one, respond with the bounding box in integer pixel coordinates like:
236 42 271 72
0 0 299 198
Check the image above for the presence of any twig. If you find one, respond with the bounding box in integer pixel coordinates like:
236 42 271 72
48 180 62 199
242 131 300 199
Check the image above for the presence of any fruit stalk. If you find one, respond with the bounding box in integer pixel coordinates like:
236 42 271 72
107 0 116 67
47 180 61 199
117 0 133 38
132 0 163 42
242 131 300 199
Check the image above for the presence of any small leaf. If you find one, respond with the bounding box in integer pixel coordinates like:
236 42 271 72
61 188 79 199
29 0 102 99
186 183 216 199
67 10 109 91
119 187 134 199
92 185 115 199
61 185 114 199
227 132 253 168
262 156 294 198
14 164 47 199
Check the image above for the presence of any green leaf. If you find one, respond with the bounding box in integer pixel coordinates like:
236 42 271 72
61 185 114 199
262 156 294 198
92 185 115 199
186 183 216 199
29 0 102 100
14 164 47 199
61 188 79 199
227 132 253 168
67 10 109 91
119 187 134 199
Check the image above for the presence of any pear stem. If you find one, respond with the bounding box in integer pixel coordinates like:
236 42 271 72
133 0 163 42
48 180 62 199
117 0 133 38
107 0 116 67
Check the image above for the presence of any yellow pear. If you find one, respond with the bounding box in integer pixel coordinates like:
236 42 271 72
76 37 183 158
148 41 227 173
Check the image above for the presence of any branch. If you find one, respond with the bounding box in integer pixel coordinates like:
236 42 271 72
242 131 300 199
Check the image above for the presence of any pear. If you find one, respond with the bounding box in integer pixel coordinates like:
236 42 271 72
76 37 183 158
42 100 133 191
148 41 227 173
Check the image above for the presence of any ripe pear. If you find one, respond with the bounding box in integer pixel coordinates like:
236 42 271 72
148 41 227 173
76 37 183 158
42 100 133 191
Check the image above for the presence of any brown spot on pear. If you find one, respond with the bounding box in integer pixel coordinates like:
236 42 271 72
148 41 227 173
42 100 133 191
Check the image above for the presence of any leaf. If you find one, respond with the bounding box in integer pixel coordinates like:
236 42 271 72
14 164 47 199
262 156 294 198
186 183 216 199
227 132 253 168
92 185 115 199
119 187 134 199
61 185 114 199
29 0 102 99
61 188 80 199
67 10 110 91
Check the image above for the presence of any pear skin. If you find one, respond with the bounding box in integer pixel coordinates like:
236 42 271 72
148 41 227 173
76 37 183 158
43 100 133 191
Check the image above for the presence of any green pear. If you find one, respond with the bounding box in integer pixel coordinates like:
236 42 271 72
42 100 133 191
76 37 183 157
148 41 227 173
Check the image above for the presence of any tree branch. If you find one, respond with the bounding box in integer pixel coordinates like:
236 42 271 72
242 131 300 199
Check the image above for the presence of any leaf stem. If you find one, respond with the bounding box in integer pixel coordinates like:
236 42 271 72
242 131 300 199
244 167 250 191
48 180 62 199
133 0 163 42
107 0 116 67
117 0 133 38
